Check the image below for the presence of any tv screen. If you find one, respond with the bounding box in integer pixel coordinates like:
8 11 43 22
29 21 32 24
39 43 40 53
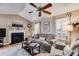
0 28 6 37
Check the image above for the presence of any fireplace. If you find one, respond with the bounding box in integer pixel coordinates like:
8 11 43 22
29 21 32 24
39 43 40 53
9 30 25 44
11 32 24 44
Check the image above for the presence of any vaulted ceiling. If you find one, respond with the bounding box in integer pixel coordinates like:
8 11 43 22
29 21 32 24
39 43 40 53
0 3 25 14
0 3 79 22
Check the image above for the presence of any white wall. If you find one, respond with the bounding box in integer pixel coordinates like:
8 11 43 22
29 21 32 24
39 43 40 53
0 15 31 44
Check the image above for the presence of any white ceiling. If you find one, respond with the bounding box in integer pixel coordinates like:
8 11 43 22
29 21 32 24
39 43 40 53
19 3 53 22
0 3 79 22
0 3 25 14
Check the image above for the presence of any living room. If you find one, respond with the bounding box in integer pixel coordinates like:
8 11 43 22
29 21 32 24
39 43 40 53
0 3 79 56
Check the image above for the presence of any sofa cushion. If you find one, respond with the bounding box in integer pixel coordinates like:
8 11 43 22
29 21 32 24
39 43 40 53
39 37 45 41
35 39 51 46
39 33 55 41
32 39 51 52
46 34 55 41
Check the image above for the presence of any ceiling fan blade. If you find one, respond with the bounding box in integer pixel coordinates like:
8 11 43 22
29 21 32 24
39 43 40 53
28 11 33 13
29 3 37 8
28 10 37 14
42 3 52 9
42 10 51 14
39 11 41 17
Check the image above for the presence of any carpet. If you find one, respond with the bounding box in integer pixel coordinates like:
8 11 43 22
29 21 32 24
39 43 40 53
0 43 49 56
0 43 31 56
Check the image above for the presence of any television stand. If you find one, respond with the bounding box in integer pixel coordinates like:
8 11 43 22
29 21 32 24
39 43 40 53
0 37 4 47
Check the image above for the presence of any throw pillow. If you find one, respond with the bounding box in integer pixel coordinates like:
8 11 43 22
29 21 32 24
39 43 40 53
63 45 72 56
39 37 45 41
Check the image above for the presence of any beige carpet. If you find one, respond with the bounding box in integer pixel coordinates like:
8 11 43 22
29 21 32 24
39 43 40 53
36 53 50 56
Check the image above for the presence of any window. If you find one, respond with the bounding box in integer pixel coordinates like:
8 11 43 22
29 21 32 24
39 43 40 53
34 23 40 34
56 17 70 40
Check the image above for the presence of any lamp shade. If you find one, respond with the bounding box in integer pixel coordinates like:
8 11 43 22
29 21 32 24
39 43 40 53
63 25 73 31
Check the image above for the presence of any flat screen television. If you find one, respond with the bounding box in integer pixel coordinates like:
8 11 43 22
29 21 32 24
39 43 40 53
0 28 6 37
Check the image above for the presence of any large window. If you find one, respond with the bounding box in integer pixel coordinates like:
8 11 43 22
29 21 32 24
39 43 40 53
34 23 40 34
56 17 70 40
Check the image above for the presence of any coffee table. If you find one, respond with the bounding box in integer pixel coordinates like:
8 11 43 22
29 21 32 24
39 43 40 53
22 42 40 55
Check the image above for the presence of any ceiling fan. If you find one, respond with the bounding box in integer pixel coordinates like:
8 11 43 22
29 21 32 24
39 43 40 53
29 3 52 17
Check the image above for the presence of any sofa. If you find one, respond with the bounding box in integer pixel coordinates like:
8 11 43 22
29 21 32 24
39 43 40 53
36 39 67 56
37 38 79 56
33 33 55 53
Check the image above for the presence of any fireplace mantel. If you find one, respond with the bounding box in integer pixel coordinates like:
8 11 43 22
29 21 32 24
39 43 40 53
9 30 25 44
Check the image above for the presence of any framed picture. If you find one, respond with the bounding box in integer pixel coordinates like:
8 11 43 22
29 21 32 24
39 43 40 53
43 21 50 33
